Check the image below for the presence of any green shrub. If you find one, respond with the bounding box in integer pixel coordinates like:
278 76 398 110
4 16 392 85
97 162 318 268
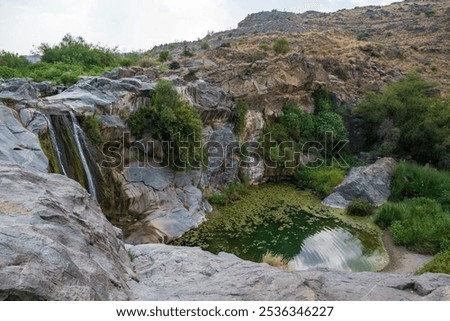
346 198 374 216
208 182 248 205
39 34 118 68
390 161 450 209
375 198 450 254
0 50 29 68
259 43 270 51
295 166 346 197
0 66 18 79
354 73 450 169
357 32 370 41
273 38 291 55
0 35 122 85
79 115 104 146
314 111 348 142
209 193 228 206
182 45 194 57
158 50 170 62
128 80 203 169
425 10 436 17
418 250 450 274
200 40 210 50
233 101 248 136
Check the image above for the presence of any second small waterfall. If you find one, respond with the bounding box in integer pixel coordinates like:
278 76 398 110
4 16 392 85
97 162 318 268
69 111 97 200
43 111 100 200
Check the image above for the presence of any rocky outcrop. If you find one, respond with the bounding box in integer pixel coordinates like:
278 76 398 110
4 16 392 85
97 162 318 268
127 244 450 301
0 104 48 173
43 76 153 115
122 164 211 244
0 164 133 300
322 157 398 208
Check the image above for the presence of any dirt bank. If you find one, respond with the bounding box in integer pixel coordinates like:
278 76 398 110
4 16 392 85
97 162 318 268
382 230 433 274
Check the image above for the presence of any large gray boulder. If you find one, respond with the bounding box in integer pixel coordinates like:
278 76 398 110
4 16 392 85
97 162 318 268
322 157 397 208
122 165 210 244
0 164 133 300
0 104 48 173
127 244 450 301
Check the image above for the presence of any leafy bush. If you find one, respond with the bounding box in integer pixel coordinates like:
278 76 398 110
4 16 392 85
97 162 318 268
0 50 29 68
390 161 450 209
418 250 450 274
354 73 450 169
0 66 18 79
182 45 194 57
158 50 170 62
1 35 121 85
346 198 374 216
232 100 248 136
424 10 436 17
200 40 210 50
375 198 450 254
295 166 346 197
208 182 248 205
314 111 348 142
273 37 291 55
39 34 118 68
79 115 104 146
357 32 370 41
128 80 203 169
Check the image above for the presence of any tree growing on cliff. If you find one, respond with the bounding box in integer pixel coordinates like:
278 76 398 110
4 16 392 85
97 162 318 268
128 80 204 169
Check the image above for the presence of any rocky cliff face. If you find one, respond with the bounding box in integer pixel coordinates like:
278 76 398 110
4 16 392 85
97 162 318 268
0 164 133 300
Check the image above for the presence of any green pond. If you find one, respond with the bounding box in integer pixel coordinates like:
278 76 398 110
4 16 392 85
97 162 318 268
173 184 388 272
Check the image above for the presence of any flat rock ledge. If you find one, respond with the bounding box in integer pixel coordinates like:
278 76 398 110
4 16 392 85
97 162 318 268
127 244 450 301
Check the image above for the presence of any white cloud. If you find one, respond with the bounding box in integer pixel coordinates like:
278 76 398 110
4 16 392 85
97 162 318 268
0 0 395 54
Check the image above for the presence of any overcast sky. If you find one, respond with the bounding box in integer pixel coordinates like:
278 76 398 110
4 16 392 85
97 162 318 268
0 0 395 55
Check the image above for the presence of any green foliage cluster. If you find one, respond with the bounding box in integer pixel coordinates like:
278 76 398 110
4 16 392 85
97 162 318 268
273 37 291 55
376 198 450 254
232 100 248 136
209 182 248 206
0 34 133 85
158 50 170 62
355 73 450 169
79 115 104 146
200 40 210 50
390 161 450 208
375 162 450 256
346 198 374 217
357 32 370 41
39 34 118 68
182 45 194 57
295 166 346 198
128 80 204 169
418 250 450 274
262 88 348 168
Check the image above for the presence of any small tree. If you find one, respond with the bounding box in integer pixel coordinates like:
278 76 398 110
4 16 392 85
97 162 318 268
158 50 170 62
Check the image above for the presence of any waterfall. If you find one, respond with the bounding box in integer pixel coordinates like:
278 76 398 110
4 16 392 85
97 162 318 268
43 113 68 176
69 111 97 200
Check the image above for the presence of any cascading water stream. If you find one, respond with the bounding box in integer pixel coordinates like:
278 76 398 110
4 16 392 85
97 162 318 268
42 113 68 176
69 111 97 200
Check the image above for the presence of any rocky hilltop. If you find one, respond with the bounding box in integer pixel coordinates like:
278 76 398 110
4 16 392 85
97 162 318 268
1 0 450 300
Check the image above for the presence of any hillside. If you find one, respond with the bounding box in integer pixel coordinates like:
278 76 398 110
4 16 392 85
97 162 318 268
150 0 449 110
